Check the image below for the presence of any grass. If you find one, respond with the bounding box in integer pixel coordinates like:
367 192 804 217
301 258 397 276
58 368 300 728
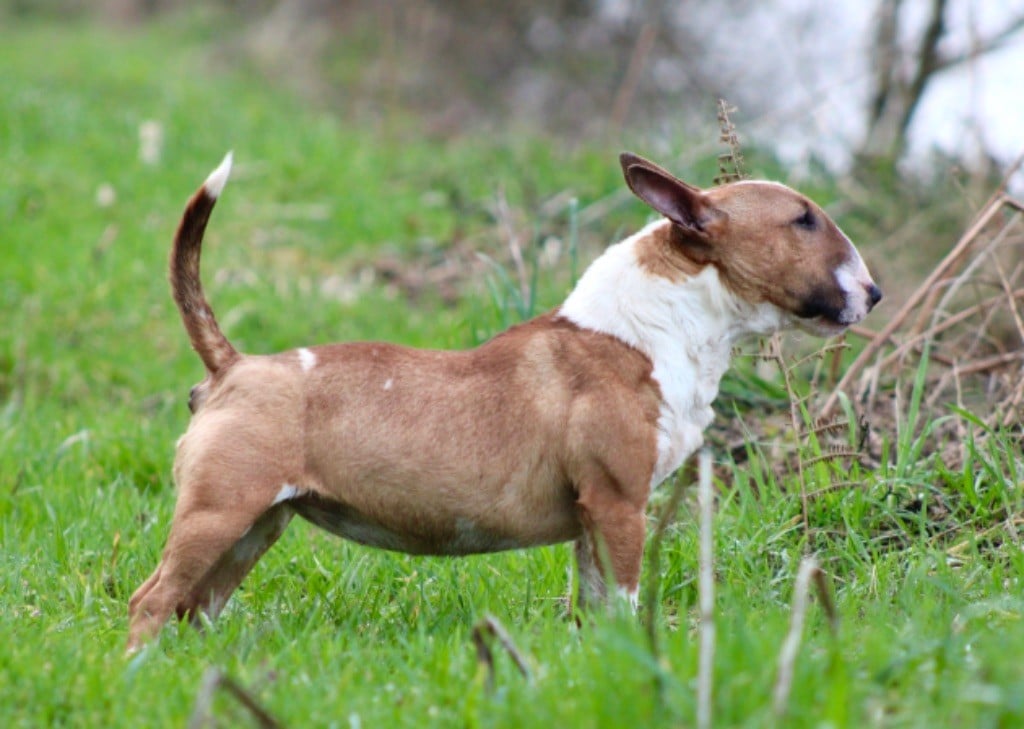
3 13 1024 728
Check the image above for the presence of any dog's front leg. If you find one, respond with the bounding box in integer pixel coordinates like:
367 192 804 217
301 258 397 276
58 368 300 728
573 483 646 613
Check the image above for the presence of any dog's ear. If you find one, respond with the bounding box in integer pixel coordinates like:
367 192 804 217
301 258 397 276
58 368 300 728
618 152 699 191
619 152 726 240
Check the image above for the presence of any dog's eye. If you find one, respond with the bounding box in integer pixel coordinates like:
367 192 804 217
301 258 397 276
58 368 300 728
793 209 816 230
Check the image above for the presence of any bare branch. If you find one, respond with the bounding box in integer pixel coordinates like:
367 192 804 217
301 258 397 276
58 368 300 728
858 0 1024 163
866 0 903 128
823 193 1016 416
901 0 948 138
933 13 1024 74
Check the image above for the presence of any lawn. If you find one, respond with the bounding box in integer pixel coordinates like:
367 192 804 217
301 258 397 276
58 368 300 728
3 14 1023 728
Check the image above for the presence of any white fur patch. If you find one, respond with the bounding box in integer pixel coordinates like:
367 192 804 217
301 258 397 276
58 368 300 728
730 179 791 192
834 254 873 325
383 378 394 391
560 220 789 486
204 151 233 199
272 483 303 505
617 586 640 612
298 348 317 372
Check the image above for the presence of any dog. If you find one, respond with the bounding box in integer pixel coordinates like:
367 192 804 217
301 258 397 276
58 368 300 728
126 151 880 651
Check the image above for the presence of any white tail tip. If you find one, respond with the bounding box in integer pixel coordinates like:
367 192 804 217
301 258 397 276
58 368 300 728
203 151 233 199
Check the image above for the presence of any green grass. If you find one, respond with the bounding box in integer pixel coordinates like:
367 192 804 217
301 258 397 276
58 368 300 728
3 15 1024 728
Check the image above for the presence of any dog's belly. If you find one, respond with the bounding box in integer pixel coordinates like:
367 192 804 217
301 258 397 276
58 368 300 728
289 492 579 556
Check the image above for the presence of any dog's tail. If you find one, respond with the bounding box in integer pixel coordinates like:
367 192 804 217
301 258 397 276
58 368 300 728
170 152 239 375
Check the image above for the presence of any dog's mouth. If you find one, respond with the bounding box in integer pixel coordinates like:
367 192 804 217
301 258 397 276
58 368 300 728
796 315 849 337
791 290 851 337
795 298 864 336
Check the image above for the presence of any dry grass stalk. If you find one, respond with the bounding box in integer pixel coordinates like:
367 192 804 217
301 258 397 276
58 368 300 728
772 556 819 717
471 614 532 691
187 667 282 729
994 256 1024 356
802 447 860 468
765 336 859 533
713 99 747 185
918 217 1022 337
766 334 811 534
725 337 864 522
805 480 871 500
696 448 715 729
811 567 840 635
872 289 1024 375
945 516 1024 559
932 350 1024 376
493 189 531 305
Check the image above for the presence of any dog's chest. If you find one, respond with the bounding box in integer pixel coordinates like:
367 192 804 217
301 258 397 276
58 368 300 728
649 343 730 486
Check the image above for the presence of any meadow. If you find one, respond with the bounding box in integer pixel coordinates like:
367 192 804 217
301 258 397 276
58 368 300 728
3 14 1024 728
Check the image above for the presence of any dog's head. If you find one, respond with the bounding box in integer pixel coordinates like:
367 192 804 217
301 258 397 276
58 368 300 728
620 152 881 336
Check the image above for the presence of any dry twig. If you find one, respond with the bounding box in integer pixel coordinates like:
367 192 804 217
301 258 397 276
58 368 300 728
187 667 282 729
824 195 1011 414
472 614 532 691
823 193 1024 419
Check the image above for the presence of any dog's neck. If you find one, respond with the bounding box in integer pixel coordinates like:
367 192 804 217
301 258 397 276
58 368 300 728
559 220 789 484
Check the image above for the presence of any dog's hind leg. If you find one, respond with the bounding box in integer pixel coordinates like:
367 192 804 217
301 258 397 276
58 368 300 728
126 490 292 652
179 504 294 625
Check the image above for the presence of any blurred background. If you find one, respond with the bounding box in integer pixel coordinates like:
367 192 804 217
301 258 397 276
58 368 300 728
6 0 1023 176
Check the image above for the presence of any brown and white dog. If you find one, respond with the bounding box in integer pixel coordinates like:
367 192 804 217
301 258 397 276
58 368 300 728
126 151 880 651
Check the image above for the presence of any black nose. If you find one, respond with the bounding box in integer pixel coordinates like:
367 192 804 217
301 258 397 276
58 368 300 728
867 283 882 309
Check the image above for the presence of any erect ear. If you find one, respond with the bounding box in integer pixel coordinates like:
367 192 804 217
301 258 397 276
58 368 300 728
619 152 726 237
618 152 700 191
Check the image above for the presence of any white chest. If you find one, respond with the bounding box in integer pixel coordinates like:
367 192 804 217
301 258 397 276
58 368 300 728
558 227 783 489
648 342 731 486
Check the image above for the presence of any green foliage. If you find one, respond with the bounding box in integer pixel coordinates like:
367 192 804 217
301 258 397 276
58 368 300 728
3 16 1024 729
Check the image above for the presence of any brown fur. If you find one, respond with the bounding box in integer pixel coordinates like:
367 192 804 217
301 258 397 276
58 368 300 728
703 182 853 320
634 224 705 281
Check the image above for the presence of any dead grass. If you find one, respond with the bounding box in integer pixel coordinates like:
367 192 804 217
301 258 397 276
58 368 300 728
823 184 1024 458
